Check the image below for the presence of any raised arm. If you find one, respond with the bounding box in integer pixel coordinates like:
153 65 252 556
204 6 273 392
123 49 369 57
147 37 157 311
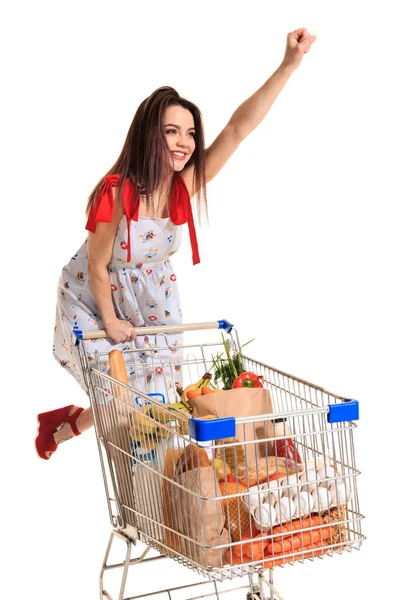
182 28 317 194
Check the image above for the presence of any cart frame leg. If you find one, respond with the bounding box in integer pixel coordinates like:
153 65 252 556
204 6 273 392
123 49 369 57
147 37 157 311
259 569 285 600
100 530 166 600
100 530 133 600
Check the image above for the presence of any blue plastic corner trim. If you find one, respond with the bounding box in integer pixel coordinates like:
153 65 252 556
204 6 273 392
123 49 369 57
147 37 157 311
149 393 165 402
328 399 359 423
189 416 236 442
218 319 234 334
134 393 165 407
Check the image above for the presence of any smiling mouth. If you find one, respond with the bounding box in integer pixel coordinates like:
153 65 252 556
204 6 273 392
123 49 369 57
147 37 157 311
171 151 187 159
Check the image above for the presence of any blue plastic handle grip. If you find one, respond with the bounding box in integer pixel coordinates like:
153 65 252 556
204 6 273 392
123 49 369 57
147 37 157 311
327 399 359 423
218 320 234 333
189 416 236 442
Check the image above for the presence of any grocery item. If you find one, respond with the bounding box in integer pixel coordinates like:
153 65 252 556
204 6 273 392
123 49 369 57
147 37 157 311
130 405 159 451
280 473 302 498
261 540 329 569
210 458 231 482
109 349 129 384
175 444 210 475
151 401 191 421
243 485 266 508
187 386 221 399
317 465 337 484
274 496 296 523
329 481 351 506
266 523 333 554
201 387 217 395
166 465 230 568
236 514 325 561
189 387 275 465
263 479 281 504
232 520 260 558
215 437 247 473
232 372 263 389
311 486 332 510
130 401 191 450
186 389 202 400
271 417 303 464
323 506 348 545
270 514 325 542
237 456 300 487
181 373 212 403
300 469 319 494
219 475 250 543
253 503 277 529
293 491 315 517
211 335 255 390
162 447 184 553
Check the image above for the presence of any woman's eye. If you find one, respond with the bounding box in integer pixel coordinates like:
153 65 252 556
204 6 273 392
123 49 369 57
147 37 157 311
190 132 196 138
166 129 176 135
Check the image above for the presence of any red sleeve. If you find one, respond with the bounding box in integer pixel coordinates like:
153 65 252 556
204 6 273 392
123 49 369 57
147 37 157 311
85 174 121 233
170 174 200 265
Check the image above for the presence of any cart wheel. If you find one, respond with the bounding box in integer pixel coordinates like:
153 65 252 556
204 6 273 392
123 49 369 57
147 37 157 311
246 591 263 600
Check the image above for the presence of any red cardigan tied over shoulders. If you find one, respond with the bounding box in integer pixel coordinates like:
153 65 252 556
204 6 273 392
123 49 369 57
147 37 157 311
85 173 200 265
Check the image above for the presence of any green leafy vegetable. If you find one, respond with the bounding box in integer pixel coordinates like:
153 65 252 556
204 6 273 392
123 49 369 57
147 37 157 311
211 335 255 390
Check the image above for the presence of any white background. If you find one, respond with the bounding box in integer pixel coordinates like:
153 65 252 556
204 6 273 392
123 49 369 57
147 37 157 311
2 1 399 598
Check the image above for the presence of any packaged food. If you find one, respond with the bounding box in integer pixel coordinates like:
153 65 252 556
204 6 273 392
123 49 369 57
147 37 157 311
237 456 301 487
175 444 210 475
215 437 246 472
219 474 250 542
271 418 303 464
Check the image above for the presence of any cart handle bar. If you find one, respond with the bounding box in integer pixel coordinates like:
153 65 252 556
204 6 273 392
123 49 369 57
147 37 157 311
74 319 233 341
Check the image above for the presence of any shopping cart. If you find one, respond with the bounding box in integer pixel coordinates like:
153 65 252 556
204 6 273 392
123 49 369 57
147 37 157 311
75 320 365 600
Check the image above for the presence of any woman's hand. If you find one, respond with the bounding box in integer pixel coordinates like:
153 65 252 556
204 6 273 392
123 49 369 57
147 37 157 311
282 28 317 71
105 319 138 344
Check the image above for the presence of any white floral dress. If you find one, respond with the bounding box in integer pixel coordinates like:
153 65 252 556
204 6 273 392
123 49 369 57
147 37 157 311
53 173 200 403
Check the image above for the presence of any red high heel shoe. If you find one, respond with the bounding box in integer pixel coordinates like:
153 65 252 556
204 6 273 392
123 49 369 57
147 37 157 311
35 405 85 460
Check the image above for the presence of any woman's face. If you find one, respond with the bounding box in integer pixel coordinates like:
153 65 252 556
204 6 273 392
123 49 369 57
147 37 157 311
163 105 196 171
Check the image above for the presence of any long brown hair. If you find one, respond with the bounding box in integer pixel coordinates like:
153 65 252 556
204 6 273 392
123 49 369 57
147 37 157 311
86 86 207 222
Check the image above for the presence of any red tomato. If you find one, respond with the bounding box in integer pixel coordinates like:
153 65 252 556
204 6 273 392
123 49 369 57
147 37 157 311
232 372 263 389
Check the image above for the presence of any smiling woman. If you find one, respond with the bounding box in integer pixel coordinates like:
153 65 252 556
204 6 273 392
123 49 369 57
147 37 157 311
86 87 208 224
164 110 197 166
35 28 317 461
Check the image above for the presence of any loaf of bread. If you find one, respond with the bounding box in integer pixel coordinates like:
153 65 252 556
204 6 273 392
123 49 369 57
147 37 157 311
109 350 129 384
175 444 210 475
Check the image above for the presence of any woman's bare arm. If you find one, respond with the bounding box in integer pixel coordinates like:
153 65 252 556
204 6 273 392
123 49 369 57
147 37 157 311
182 28 316 194
87 190 136 343
201 64 296 183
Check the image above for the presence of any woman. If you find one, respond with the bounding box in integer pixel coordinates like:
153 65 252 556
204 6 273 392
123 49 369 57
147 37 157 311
36 28 316 460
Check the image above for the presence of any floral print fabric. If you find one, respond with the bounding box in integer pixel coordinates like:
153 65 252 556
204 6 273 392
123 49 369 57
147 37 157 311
53 215 184 403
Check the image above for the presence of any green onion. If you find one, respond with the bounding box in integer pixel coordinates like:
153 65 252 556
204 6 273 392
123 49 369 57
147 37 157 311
210 335 254 390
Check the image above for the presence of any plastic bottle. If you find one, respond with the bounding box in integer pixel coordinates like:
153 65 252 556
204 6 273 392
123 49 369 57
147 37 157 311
271 418 302 464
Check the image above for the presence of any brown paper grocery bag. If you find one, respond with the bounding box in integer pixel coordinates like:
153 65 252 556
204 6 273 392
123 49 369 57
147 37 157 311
163 465 230 568
188 388 275 464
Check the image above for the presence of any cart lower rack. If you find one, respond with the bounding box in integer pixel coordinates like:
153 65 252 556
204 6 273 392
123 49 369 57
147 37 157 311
75 320 365 600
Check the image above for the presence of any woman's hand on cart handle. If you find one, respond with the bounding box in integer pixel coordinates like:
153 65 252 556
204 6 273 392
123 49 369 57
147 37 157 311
104 318 137 344
282 28 317 71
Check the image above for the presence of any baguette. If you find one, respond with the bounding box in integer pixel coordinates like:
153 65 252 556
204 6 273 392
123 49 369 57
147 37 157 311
109 350 129 384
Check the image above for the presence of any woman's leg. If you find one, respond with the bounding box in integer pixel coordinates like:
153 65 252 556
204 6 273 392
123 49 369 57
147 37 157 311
36 405 94 459
53 406 94 445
